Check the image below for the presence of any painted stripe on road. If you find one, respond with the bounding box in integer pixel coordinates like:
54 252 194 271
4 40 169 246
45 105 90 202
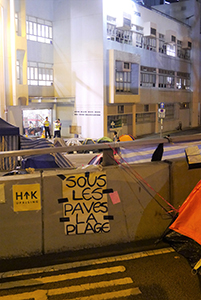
0 247 174 280
0 289 47 300
48 277 133 296
0 266 125 290
0 284 140 300
62 288 141 300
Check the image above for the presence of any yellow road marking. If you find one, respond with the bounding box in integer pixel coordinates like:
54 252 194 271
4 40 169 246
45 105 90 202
0 248 174 279
0 278 139 300
0 289 47 300
62 288 141 299
0 266 125 290
48 277 133 296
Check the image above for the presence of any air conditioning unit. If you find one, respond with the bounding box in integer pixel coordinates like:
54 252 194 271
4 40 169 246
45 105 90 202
144 22 157 37
182 38 192 49
165 30 176 44
116 61 131 72
116 13 131 30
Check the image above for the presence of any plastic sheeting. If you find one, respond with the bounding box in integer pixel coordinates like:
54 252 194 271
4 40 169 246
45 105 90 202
163 230 201 274
20 136 74 169
0 119 20 170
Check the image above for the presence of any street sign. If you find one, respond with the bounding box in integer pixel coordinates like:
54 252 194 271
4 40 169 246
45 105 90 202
160 102 165 109
158 108 166 119
13 183 41 212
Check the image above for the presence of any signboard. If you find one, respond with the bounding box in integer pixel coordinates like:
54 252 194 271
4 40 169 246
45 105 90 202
160 102 165 109
62 172 110 235
158 108 166 119
110 119 122 130
69 125 81 135
13 184 41 212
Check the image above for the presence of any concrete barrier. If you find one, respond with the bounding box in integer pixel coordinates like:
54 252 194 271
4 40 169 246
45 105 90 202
0 172 42 258
42 163 170 254
0 158 200 259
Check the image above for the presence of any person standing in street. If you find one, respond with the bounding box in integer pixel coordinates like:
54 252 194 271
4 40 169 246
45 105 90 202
44 116 51 138
113 131 119 142
54 118 61 138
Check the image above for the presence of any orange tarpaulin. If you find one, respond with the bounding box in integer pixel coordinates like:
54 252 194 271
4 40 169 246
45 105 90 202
170 180 201 245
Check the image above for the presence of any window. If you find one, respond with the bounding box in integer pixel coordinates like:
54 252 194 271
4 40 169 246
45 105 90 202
136 32 143 48
136 113 155 124
16 60 20 84
107 23 116 41
179 103 190 109
28 62 53 86
116 71 131 92
158 33 166 54
26 16 53 44
143 36 156 51
177 40 184 58
158 69 175 89
132 25 143 48
116 29 132 44
151 28 156 36
116 61 131 93
15 13 19 35
107 25 132 44
176 72 190 90
171 35 176 43
118 105 124 114
184 48 191 60
166 44 176 57
140 66 156 87
106 16 132 45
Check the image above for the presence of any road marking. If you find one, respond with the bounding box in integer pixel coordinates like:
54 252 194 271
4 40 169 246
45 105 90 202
0 278 138 300
0 266 126 290
0 289 47 300
0 247 174 279
48 277 133 296
62 288 141 299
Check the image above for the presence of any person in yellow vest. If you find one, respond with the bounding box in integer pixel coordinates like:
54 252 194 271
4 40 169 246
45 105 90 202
53 118 61 138
43 116 51 138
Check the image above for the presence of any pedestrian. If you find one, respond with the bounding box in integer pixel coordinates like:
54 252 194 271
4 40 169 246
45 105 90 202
43 116 51 138
54 118 61 138
113 131 119 142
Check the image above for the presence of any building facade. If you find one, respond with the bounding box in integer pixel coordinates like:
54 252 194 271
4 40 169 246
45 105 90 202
0 0 200 139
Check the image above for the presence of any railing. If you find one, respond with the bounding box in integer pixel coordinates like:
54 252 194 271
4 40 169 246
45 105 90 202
0 134 201 165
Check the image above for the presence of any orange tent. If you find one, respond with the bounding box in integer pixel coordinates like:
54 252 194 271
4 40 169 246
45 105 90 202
170 180 201 245
119 134 135 142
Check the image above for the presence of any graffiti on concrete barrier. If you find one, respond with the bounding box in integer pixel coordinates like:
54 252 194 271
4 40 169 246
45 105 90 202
58 171 114 235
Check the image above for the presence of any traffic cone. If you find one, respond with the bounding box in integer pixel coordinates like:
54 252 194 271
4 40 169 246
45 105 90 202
41 129 45 138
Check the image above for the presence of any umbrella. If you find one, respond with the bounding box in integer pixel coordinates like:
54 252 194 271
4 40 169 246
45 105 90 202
97 136 113 143
119 134 135 142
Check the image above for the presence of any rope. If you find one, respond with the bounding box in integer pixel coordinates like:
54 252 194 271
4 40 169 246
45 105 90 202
105 142 178 216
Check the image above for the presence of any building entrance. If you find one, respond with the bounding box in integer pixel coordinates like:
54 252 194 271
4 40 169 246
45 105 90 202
23 109 52 137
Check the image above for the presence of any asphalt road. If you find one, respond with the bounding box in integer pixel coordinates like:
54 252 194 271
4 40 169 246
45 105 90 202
0 248 200 300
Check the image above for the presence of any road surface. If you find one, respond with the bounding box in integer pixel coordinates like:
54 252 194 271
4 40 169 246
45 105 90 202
0 247 200 299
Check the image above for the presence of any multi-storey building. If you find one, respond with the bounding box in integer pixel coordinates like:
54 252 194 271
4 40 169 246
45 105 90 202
0 0 200 139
